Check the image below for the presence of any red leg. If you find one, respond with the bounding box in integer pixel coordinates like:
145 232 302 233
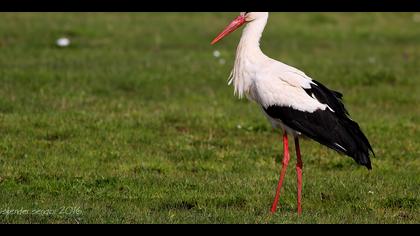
295 137 303 215
270 131 290 213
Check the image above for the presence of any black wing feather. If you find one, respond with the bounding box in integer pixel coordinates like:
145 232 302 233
303 80 348 116
264 80 374 169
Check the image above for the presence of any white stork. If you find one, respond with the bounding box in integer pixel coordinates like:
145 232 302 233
211 12 374 215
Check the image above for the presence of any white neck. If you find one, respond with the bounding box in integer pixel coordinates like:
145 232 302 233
229 15 269 98
239 17 268 52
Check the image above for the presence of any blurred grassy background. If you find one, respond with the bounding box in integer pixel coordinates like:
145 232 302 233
0 13 418 223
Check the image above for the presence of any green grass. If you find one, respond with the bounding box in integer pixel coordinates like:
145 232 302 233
0 12 419 224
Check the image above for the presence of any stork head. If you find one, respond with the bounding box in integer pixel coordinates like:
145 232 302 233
211 12 268 45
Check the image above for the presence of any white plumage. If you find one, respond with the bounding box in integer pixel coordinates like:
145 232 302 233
227 13 330 117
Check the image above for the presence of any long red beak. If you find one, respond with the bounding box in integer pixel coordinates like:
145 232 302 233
211 15 246 45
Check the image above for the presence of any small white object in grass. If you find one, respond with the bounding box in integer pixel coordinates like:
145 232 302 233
219 58 226 65
213 50 221 58
413 13 420 23
237 124 242 129
368 57 376 64
56 37 70 47
368 191 374 194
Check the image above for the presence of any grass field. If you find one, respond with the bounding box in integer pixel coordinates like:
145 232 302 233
0 13 419 224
